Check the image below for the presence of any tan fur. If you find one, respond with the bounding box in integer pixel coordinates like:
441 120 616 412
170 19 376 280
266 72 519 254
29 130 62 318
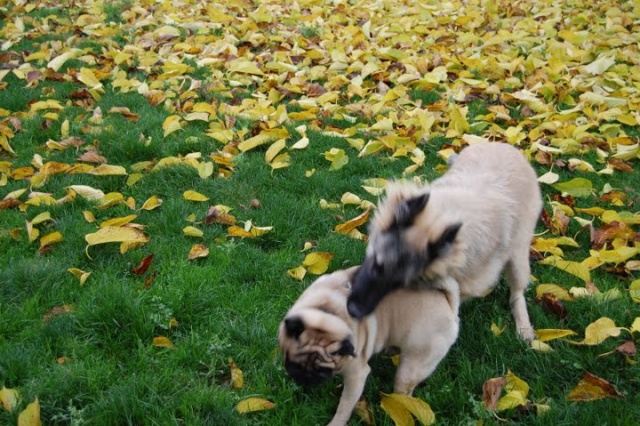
279 267 459 426
369 142 542 340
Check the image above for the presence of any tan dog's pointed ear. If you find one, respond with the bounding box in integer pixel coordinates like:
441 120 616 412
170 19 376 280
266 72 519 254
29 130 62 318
284 316 305 339
394 193 429 228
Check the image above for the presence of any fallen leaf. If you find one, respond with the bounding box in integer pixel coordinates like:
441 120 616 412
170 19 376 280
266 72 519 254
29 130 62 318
0 387 19 412
17 397 41 426
324 148 349 170
354 398 373 425
85 226 149 258
571 317 622 345
236 397 275 414
67 268 91 286
334 209 370 235
287 266 307 281
188 244 209 260
140 195 162 210
183 226 204 237
183 190 209 202
566 372 624 401
535 329 576 342
229 358 244 389
43 305 73 322
302 252 333 275
131 254 154 275
482 377 506 410
152 336 175 348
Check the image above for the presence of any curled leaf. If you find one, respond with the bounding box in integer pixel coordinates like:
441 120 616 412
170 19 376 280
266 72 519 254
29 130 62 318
236 397 275 414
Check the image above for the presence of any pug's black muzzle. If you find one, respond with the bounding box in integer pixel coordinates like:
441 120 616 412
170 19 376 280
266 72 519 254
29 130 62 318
285 360 333 387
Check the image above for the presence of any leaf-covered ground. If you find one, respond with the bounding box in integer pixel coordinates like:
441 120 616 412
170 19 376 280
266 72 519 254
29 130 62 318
1 0 639 424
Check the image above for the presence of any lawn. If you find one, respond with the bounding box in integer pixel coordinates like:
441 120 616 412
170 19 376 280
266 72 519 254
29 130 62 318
1 0 639 425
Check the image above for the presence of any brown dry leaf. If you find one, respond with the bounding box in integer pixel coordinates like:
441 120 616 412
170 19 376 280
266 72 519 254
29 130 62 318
201 205 237 226
482 377 506 410
131 254 154 275
534 293 569 320
43 305 73 323
236 397 275 414
566 372 624 401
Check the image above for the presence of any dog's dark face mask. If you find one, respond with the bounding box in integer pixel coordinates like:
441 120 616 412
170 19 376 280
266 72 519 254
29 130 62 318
347 193 461 319
281 316 356 387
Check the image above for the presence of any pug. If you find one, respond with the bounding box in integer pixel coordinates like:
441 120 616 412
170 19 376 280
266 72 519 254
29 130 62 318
278 266 459 426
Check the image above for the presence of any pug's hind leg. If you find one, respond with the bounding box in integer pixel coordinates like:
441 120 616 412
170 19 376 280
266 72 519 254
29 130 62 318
327 362 371 426
506 250 535 342
393 346 448 395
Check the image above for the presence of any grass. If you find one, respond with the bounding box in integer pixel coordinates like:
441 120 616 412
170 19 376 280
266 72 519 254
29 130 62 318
1 1 640 425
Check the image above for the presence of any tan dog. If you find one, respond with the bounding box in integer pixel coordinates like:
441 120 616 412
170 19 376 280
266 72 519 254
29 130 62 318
279 267 459 426
347 142 542 341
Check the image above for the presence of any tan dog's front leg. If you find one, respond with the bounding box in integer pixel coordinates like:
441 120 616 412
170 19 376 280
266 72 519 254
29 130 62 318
327 362 371 426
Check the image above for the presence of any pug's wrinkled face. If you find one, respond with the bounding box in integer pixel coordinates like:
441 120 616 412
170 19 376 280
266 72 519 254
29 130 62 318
278 313 355 387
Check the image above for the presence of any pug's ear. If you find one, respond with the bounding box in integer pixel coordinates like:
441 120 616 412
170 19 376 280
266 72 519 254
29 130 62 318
284 316 305 339
335 339 355 357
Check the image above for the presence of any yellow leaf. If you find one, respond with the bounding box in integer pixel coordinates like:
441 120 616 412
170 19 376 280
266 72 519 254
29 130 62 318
341 192 362 205
95 192 124 209
229 359 244 389
47 48 80 71
25 220 39 243
67 268 91 286
630 317 640 334
228 225 254 238
491 322 506 336
539 256 590 282
265 138 287 164
495 390 528 411
236 397 275 414
17 397 41 426
188 244 209 260
287 266 307 281
571 317 622 345
269 152 291 170
183 190 209 202
238 128 289 152
0 387 19 412
361 178 387 196
152 336 175 348
162 115 183 137
85 226 149 257
291 137 309 149
380 393 415 426
530 340 554 353
30 211 53 226
39 231 63 248
334 209 370 235
535 284 573 301
228 60 264 76
324 148 349 171
67 185 105 200
302 252 333 275
535 329 576 342
630 280 640 304
183 226 204 238
100 214 137 228
83 210 96 223
381 393 435 425
138 195 161 211
198 162 214 179
88 164 127 176
537 171 559 185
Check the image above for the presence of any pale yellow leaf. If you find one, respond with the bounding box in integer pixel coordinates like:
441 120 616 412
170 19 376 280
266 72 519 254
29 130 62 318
183 226 204 238
324 148 348 171
100 214 137 228
67 185 105 200
39 231 63 247
30 211 53 226
530 340 554 353
85 226 148 257
630 280 640 304
535 284 573 301
162 115 183 137
287 266 307 281
67 268 91 286
0 387 18 412
381 393 435 425
236 397 275 414
17 397 41 426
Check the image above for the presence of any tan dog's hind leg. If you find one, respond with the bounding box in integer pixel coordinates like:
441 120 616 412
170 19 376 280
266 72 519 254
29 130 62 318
327 363 371 426
506 251 535 342
393 344 450 395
